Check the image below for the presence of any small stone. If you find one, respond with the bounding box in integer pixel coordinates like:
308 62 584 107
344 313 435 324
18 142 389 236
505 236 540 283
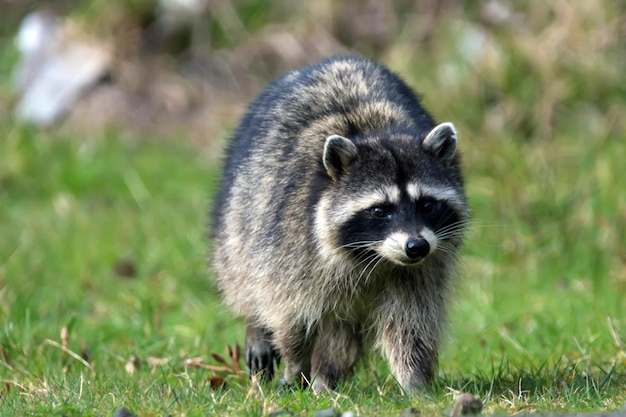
113 408 137 417
124 355 141 375
450 393 483 417
313 408 341 417
268 410 294 417
114 259 137 279
399 407 420 417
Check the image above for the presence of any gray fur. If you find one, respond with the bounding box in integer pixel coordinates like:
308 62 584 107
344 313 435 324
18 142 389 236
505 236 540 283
211 56 469 393
423 122 458 160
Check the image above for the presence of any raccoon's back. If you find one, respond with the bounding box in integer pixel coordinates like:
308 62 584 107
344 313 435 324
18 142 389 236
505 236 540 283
211 56 438 315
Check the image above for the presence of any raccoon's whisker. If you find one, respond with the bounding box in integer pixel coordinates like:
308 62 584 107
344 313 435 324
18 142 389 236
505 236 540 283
340 240 380 250
363 255 386 285
440 219 495 235
333 251 378 294
460 219 500 230
435 224 466 235
437 219 468 231
434 221 469 239
435 230 466 240
431 208 458 230
352 251 381 271
355 256 381 289
355 249 384 281
439 214 467 229
355 252 383 284
434 242 460 256
434 233 464 242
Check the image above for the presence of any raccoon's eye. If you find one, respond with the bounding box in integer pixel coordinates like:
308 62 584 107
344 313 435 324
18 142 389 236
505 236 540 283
417 199 438 214
370 207 390 218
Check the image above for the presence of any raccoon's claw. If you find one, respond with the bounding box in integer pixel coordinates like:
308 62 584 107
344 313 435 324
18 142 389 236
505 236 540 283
246 339 275 381
245 324 276 381
278 372 309 391
311 378 333 395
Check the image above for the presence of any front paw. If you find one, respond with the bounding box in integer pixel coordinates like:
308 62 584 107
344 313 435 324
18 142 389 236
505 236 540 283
278 371 311 391
246 337 276 381
246 324 279 381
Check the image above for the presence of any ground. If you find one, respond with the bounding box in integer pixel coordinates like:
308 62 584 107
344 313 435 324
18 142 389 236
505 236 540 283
0 1 625 416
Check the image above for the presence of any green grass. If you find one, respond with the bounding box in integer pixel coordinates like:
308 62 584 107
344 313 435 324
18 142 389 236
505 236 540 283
1 2 626 416
0 125 234 415
1 116 624 416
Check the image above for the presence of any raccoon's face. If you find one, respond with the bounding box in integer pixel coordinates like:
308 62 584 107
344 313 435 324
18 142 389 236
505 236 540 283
316 122 469 268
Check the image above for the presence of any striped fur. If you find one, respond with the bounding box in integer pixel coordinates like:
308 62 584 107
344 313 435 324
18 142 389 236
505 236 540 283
211 56 469 393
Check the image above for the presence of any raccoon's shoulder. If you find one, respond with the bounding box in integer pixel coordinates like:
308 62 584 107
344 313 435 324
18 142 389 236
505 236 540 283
219 63 310 161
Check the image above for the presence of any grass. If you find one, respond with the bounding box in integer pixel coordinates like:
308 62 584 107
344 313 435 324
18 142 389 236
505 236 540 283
0 121 623 417
1 1 626 416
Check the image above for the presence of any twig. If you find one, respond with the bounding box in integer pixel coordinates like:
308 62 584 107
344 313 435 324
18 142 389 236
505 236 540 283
1 346 13 369
43 339 93 370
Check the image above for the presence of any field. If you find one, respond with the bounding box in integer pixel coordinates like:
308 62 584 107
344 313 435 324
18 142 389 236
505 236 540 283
1 1 625 416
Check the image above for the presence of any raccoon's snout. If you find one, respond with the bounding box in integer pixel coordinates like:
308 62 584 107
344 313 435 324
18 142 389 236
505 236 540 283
405 239 430 260
379 233 433 266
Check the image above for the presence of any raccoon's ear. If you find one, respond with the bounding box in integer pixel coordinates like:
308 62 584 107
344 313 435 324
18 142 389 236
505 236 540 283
323 134 358 182
422 122 458 161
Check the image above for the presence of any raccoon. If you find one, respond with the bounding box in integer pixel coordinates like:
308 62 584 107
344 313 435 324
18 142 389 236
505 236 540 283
211 56 469 393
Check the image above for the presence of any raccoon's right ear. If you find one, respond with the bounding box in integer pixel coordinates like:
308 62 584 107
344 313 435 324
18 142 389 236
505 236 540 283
422 122 458 161
323 134 358 182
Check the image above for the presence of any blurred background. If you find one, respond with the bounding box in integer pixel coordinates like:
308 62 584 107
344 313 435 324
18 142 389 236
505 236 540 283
1 0 622 145
0 1 624 412
3 0 622 296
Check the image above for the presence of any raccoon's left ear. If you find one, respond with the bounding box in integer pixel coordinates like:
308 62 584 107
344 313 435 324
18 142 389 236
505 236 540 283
422 122 458 161
323 134 358 182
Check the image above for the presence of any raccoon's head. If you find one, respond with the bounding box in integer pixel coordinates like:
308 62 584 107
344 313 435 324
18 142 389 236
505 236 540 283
315 122 469 268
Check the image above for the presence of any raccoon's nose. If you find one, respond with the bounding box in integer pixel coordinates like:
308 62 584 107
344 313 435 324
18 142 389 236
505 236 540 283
405 239 430 259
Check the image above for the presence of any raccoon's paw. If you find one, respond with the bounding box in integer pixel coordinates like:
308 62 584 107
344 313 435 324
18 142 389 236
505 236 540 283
246 338 276 381
278 371 310 392
245 323 280 381
277 374 332 396
311 377 334 396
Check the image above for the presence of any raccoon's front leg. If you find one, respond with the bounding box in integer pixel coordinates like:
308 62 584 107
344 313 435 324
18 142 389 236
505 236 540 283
274 324 317 389
380 317 440 392
310 321 362 393
245 322 279 381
